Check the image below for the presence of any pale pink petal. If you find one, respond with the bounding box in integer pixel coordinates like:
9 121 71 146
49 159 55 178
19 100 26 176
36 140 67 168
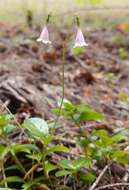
37 25 51 44
73 28 88 48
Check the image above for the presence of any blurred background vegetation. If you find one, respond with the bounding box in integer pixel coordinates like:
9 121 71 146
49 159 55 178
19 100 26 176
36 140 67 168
0 0 129 27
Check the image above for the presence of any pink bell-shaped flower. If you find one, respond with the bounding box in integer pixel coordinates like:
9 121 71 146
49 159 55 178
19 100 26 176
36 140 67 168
37 25 52 44
73 27 88 48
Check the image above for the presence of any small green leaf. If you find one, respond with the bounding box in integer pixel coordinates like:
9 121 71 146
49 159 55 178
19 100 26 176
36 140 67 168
100 136 114 146
92 129 108 136
111 150 129 164
80 172 96 183
0 114 12 127
111 150 127 158
23 117 49 139
73 47 85 55
42 135 53 146
22 177 43 190
49 122 60 129
78 137 91 147
2 176 24 183
58 157 92 171
52 100 75 117
11 144 39 153
47 145 69 154
116 155 129 164
63 101 74 110
52 108 73 117
112 129 129 143
5 165 20 172
0 145 9 159
72 157 92 170
58 160 74 169
74 110 105 122
3 124 16 134
72 104 105 122
45 161 57 175
56 170 72 177
26 153 42 162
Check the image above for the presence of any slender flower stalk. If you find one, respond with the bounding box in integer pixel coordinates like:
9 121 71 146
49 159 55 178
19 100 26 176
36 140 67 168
73 17 88 48
54 17 89 127
36 14 65 129
59 42 65 113
53 42 65 128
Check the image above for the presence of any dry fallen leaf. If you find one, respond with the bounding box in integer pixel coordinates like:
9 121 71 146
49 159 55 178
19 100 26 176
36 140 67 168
36 184 51 190
74 69 95 85
43 51 57 62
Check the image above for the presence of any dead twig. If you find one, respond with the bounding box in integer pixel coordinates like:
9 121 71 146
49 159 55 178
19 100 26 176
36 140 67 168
0 100 21 128
89 164 109 190
94 183 129 190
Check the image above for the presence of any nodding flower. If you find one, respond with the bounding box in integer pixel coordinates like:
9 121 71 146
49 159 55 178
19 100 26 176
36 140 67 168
37 25 52 44
73 27 88 48
37 14 52 44
73 17 88 48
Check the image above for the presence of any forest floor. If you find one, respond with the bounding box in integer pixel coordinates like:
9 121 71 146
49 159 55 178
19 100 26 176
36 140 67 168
1 19 129 189
0 21 129 129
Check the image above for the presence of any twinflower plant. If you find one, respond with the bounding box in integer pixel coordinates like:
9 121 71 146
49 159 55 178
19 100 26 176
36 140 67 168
2 14 129 190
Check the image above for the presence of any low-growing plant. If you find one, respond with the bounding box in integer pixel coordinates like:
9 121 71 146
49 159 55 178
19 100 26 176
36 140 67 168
0 115 69 189
78 128 129 165
53 100 129 165
1 13 129 190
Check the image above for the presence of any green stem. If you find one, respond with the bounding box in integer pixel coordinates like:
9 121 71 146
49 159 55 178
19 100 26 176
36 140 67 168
31 152 35 180
42 149 53 190
72 116 84 135
42 147 48 179
1 161 8 188
2 134 26 175
76 16 80 27
10 150 26 174
46 13 51 24
53 42 65 128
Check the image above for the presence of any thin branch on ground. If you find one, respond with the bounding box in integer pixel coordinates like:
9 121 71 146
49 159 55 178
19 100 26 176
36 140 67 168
0 100 21 128
94 183 129 190
89 164 110 190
